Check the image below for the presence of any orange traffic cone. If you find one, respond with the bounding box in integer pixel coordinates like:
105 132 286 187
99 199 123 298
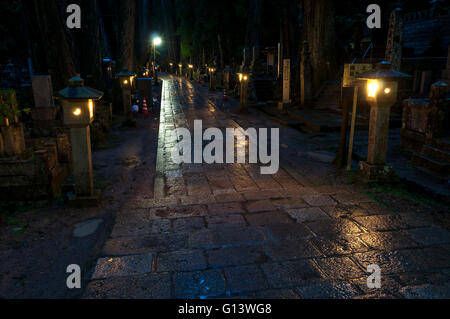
142 98 149 116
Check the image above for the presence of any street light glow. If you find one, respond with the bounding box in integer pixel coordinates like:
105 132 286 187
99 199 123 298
153 37 162 46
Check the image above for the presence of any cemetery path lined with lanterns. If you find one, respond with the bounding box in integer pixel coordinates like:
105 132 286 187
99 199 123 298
82 74 450 299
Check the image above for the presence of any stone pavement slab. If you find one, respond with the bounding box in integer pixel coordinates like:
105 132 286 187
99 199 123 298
92 254 153 280
85 274 171 299
85 76 450 299
174 269 226 298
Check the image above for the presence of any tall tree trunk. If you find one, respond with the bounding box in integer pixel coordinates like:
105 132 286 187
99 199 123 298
245 0 261 69
301 0 337 94
135 0 152 69
161 0 179 64
72 0 104 89
22 0 76 90
218 34 224 69
118 0 136 70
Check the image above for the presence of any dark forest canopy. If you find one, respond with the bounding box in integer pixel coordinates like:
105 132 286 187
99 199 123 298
0 0 446 90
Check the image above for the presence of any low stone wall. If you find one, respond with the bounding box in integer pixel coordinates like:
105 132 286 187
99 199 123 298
26 133 72 168
0 152 50 200
1 134 71 201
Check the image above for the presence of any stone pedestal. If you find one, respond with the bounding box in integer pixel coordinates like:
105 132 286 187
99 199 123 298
122 88 132 117
239 80 249 113
359 102 395 181
69 126 94 198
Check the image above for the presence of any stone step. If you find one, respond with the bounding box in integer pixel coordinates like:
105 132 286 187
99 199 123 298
422 144 450 163
411 152 450 177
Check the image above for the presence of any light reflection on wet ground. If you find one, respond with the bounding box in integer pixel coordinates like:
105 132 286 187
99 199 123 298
85 75 450 299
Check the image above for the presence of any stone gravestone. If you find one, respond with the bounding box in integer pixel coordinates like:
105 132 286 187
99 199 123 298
278 59 291 111
31 75 58 122
385 8 403 71
32 75 54 108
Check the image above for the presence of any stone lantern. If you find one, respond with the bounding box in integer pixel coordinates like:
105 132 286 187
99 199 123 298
178 63 183 76
169 62 174 74
58 76 103 204
208 67 216 91
357 61 410 181
188 64 194 80
115 68 136 117
237 72 250 113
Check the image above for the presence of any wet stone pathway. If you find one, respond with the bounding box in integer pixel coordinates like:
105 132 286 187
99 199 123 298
85 76 450 299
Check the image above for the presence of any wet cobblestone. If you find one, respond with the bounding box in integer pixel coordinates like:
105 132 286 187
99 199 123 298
85 76 450 299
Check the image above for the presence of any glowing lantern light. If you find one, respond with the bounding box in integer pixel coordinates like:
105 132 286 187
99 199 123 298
73 108 82 116
367 80 379 98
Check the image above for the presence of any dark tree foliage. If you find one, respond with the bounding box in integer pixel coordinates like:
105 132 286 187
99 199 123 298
0 0 443 96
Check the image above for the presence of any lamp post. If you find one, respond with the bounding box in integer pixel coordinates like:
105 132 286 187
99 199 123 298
58 76 103 205
178 63 183 77
152 36 162 85
208 67 216 91
237 72 250 113
357 61 410 181
116 68 136 119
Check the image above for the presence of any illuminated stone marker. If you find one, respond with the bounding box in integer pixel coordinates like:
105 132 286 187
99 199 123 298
357 61 410 181
237 72 250 113
58 76 103 205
